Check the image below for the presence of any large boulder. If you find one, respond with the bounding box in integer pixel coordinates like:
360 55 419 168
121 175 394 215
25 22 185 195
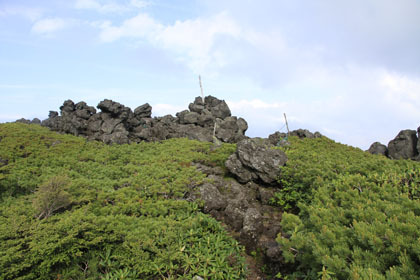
204 95 231 119
388 129 418 160
134 103 152 118
97 99 131 119
368 142 388 156
74 101 96 120
215 117 248 143
226 138 287 185
60 100 75 116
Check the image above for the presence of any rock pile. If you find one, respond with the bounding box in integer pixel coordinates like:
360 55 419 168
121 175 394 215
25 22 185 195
368 126 420 161
226 138 287 185
37 96 247 144
190 163 284 273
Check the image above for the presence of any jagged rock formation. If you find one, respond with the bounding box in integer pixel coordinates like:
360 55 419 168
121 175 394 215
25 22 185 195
16 118 41 125
368 126 420 161
190 163 283 274
38 96 247 144
226 138 287 185
368 142 388 156
388 129 418 160
267 129 322 146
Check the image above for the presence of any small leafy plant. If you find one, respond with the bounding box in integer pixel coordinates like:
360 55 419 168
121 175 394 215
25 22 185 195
33 175 72 219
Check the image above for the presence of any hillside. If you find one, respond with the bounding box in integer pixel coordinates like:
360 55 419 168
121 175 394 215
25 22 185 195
1 123 420 280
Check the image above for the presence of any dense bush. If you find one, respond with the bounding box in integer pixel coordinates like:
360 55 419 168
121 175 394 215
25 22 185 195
276 136 420 279
0 123 244 280
273 136 418 210
33 175 72 219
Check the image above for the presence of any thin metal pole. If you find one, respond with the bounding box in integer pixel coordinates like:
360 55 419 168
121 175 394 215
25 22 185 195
284 113 290 137
199 75 204 102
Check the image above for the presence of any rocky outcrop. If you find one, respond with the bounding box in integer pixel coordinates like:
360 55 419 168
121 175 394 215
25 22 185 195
226 138 287 185
368 142 388 157
368 126 420 161
268 129 322 146
190 163 283 274
39 96 247 144
388 130 418 160
16 118 41 125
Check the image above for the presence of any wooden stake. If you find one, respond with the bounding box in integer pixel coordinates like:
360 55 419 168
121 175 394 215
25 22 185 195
199 75 204 102
284 113 290 137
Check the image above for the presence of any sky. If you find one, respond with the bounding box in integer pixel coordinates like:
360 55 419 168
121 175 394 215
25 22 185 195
1 0 419 149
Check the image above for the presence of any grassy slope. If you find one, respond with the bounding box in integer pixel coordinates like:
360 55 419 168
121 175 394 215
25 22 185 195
0 123 243 280
2 124 420 280
276 136 420 280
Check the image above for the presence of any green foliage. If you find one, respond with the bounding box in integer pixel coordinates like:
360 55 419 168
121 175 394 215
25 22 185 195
33 175 72 219
0 123 244 279
272 136 418 210
276 136 420 279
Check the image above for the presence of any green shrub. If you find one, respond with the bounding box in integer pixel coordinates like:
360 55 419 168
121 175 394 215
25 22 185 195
273 136 418 211
33 175 72 219
0 123 244 280
276 136 420 279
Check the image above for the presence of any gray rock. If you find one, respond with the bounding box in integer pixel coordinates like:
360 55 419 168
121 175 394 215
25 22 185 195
290 129 314 138
226 153 256 184
197 109 214 127
40 95 247 144
204 95 231 119
176 110 190 124
268 131 288 146
417 126 420 158
368 142 388 156
97 99 131 119
388 129 418 160
189 97 205 114
60 100 75 116
31 118 41 124
16 118 31 124
182 112 200 125
237 117 248 134
314 131 323 138
198 183 227 213
226 138 287 185
102 131 129 145
224 204 245 231
242 208 263 239
101 118 123 134
134 103 152 118
48 111 59 118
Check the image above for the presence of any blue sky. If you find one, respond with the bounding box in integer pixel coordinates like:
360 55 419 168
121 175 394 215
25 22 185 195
1 0 419 149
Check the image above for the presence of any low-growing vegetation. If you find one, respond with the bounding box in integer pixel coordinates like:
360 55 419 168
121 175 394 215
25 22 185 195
0 123 244 280
276 136 420 279
2 123 420 280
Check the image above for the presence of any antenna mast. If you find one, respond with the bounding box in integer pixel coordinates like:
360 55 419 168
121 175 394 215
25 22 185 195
199 75 204 102
284 113 290 137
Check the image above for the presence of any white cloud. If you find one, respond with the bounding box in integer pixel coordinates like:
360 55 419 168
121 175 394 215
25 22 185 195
75 0 149 14
99 13 163 42
31 18 74 34
97 12 243 73
130 0 149 9
0 6 43 21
